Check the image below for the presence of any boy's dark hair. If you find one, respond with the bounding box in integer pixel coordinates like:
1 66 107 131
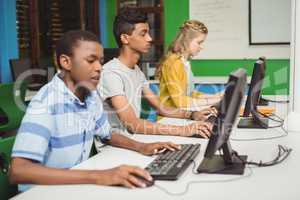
113 8 148 47
55 30 99 69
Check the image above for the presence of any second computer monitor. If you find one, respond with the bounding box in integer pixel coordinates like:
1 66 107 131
237 59 269 129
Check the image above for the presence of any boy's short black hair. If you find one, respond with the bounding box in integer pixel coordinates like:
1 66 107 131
55 30 99 69
113 8 148 47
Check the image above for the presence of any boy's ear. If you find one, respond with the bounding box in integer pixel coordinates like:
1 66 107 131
120 34 129 45
59 54 72 71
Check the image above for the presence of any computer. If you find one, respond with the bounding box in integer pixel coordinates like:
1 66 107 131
257 57 269 106
237 59 269 129
197 68 248 175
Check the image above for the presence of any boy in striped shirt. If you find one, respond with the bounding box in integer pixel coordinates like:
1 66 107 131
9 30 179 191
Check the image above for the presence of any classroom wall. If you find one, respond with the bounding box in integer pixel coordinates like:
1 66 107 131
164 0 289 95
0 0 18 83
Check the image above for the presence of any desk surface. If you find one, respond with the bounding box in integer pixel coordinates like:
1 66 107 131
11 101 300 200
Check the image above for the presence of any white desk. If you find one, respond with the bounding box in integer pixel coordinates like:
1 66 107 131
148 76 252 84
11 101 300 200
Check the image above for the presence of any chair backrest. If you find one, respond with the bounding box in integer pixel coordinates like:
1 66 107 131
0 82 27 132
9 58 32 82
0 136 18 200
104 48 119 64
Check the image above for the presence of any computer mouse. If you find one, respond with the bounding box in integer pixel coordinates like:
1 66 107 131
133 174 154 187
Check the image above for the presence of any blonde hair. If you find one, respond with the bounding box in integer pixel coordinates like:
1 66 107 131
155 20 208 79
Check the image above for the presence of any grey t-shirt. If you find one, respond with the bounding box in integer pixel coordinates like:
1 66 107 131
97 58 149 135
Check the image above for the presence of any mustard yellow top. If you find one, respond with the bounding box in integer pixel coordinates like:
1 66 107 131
159 54 202 109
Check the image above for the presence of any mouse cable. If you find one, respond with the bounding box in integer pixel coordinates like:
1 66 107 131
154 161 253 196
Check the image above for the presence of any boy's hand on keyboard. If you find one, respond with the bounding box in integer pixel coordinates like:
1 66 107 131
100 165 152 188
139 142 181 156
191 107 218 121
183 121 213 138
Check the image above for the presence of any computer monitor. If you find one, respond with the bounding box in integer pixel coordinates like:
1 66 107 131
103 48 119 64
257 57 269 106
9 58 48 91
237 59 269 129
197 68 248 175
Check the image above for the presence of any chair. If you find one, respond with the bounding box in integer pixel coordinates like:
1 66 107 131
104 48 119 64
0 82 27 133
0 136 18 200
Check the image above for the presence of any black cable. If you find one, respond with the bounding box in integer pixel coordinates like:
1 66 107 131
233 145 292 167
154 161 253 196
231 111 288 141
257 111 284 123
252 110 284 128
260 97 289 104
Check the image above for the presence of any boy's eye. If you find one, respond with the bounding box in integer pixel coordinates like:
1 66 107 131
87 59 95 63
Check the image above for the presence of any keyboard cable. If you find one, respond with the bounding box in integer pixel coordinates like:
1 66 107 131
153 161 253 196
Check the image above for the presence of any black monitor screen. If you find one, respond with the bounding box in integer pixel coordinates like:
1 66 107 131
237 59 268 129
197 68 248 175
243 59 265 117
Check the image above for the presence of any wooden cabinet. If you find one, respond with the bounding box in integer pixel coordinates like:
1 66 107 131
117 0 164 74
15 0 100 67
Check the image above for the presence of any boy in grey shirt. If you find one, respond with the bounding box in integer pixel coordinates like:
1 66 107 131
97 9 216 140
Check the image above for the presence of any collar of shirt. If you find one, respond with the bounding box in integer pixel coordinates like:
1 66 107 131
51 73 97 108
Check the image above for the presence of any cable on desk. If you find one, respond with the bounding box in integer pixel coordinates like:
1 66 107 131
231 111 289 141
230 131 288 141
154 161 253 196
233 145 292 167
257 111 284 123
251 110 284 129
260 97 289 104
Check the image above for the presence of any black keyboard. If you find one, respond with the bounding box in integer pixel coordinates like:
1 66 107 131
145 144 201 180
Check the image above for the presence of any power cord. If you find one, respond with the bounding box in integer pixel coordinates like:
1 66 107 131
154 161 253 196
260 97 289 104
251 110 284 129
231 110 288 141
233 145 292 167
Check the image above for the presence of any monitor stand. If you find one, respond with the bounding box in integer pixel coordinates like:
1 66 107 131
197 142 247 175
237 117 269 129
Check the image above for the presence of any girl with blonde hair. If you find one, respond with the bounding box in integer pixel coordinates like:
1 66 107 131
156 20 222 115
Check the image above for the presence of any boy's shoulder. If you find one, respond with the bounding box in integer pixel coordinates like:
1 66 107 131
103 58 121 71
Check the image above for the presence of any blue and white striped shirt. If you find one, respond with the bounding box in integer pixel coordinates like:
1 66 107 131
12 74 112 191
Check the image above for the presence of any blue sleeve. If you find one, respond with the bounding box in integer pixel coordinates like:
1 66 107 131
12 100 53 163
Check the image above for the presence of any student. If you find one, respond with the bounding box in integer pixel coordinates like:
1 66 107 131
97 9 215 141
155 20 222 111
9 30 180 191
